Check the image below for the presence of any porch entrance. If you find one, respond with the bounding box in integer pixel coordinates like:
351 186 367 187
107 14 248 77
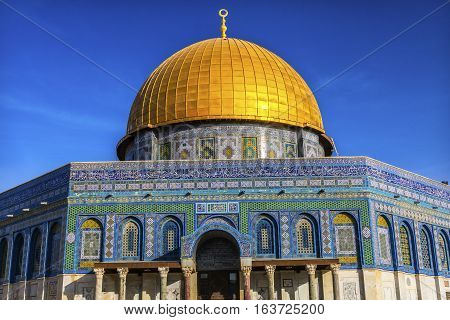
195 232 240 300
198 270 239 300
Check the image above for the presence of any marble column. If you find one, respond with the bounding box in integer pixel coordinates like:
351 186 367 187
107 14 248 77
158 267 169 300
241 266 252 300
330 264 341 300
117 267 128 300
306 264 317 300
265 265 276 300
182 267 193 300
93 267 105 300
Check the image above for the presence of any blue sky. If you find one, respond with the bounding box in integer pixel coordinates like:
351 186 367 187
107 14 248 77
0 0 449 192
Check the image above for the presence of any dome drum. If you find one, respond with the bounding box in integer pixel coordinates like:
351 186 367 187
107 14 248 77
117 121 331 161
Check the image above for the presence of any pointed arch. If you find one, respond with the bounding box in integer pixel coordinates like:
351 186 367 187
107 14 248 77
11 234 24 281
122 219 141 259
255 216 276 256
399 225 412 267
28 229 43 278
0 238 9 280
296 217 316 256
419 228 432 270
46 222 62 276
80 218 103 268
161 218 181 259
377 215 393 266
333 213 359 265
438 232 449 271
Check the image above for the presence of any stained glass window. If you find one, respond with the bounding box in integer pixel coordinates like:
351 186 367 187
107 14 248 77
122 221 139 258
420 230 432 269
159 142 171 160
377 216 392 265
199 138 215 159
297 218 314 255
399 226 412 266
438 234 449 271
334 213 358 264
162 220 180 257
256 219 274 255
242 137 258 159
0 239 7 279
80 219 102 267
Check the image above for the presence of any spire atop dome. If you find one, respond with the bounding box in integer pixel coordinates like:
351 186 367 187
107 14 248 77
218 9 228 39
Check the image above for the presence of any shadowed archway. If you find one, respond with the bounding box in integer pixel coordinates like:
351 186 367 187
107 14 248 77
195 230 240 300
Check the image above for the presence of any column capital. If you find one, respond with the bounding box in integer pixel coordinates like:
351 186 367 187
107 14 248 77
264 264 276 275
241 265 252 277
182 266 193 278
330 263 341 273
93 267 105 277
117 267 129 278
305 264 317 275
158 267 169 277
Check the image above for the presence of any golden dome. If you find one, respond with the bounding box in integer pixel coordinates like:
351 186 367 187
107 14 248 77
126 38 324 135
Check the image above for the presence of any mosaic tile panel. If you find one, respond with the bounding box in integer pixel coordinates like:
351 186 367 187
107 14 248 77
280 213 290 257
182 221 252 258
198 138 215 160
80 230 101 260
335 226 357 254
68 157 449 202
393 216 402 266
159 142 171 160
65 203 194 271
145 216 155 257
414 221 422 269
369 202 379 265
104 214 115 259
242 137 258 159
284 143 297 158
239 199 374 265
320 210 333 257
376 215 392 266
207 203 227 213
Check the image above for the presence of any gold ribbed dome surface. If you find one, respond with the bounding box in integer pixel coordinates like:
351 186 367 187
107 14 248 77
127 38 324 134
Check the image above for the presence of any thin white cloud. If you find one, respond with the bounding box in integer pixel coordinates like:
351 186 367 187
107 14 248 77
0 95 118 132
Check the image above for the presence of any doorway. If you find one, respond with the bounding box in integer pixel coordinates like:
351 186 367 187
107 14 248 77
195 232 240 300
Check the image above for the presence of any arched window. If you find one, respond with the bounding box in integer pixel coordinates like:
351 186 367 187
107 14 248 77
11 234 24 281
438 233 449 271
256 218 275 255
122 220 140 258
377 216 393 266
80 219 102 268
420 229 432 269
296 218 315 256
162 220 180 257
333 213 358 265
399 225 412 266
46 223 62 275
0 238 8 280
28 229 42 278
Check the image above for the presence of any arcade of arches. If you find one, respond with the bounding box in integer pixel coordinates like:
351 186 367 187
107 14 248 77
92 231 341 300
